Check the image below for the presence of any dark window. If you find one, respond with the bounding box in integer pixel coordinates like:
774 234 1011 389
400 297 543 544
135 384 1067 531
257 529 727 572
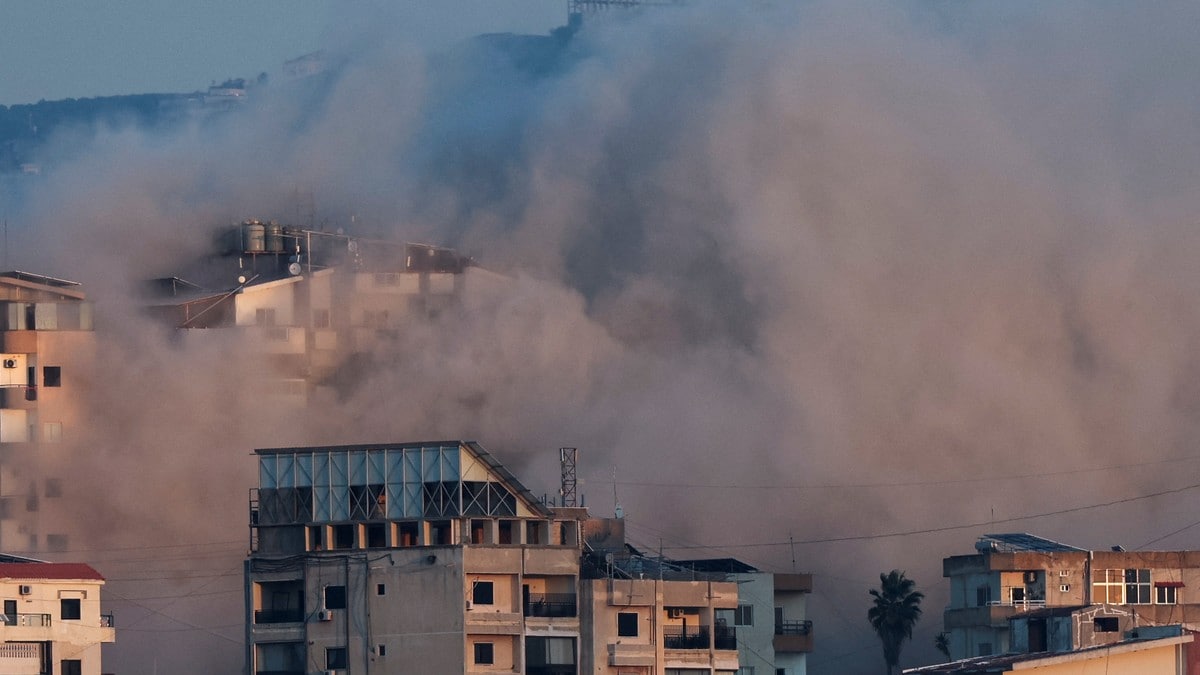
326 647 347 669
60 598 81 620
3 599 14 621
61 660 81 675
734 604 754 626
43 366 61 387
976 585 991 606
378 644 386 657
376 584 386 596
617 612 639 637
978 642 993 656
333 524 355 549
255 308 276 326
473 581 494 605
474 642 494 665
1094 617 1120 632
45 479 62 498
313 309 330 328
325 585 346 610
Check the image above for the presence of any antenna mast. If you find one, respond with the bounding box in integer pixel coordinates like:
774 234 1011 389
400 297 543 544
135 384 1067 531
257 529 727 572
559 447 578 507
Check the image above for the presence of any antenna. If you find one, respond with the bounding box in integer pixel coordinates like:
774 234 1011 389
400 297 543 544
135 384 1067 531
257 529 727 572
789 533 797 573
612 466 623 518
559 447 578 507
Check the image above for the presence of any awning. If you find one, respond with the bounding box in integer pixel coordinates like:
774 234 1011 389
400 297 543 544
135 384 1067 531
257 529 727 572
1154 581 1185 588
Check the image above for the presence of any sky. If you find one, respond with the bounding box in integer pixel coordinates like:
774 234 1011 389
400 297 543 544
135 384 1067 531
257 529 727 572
0 0 566 105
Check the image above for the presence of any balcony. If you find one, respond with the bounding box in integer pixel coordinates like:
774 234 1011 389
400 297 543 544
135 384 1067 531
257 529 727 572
254 608 304 624
0 613 50 627
774 620 814 653
714 625 737 650
664 626 710 650
101 613 114 628
524 593 577 618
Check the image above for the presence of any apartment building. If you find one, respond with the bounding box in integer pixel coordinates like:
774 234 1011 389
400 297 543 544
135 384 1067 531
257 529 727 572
674 559 814 675
245 441 753 675
943 533 1200 660
0 558 116 675
148 222 470 405
0 272 94 554
906 631 1196 675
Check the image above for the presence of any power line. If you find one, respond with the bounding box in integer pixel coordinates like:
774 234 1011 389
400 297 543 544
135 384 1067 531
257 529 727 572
653 481 1200 550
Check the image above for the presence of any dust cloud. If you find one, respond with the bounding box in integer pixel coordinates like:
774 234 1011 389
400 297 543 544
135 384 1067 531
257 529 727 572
8 1 1200 672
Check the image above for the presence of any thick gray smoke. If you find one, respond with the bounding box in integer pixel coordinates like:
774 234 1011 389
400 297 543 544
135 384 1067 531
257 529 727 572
9 1 1200 672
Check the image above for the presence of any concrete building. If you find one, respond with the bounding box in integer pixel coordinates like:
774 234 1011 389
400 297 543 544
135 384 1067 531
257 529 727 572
943 533 1200 661
674 558 813 675
245 441 756 675
147 223 471 405
0 559 116 675
905 632 1196 675
0 272 94 554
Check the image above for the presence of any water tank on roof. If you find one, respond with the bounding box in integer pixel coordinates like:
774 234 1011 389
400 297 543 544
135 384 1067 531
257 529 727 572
242 221 265 253
264 221 284 253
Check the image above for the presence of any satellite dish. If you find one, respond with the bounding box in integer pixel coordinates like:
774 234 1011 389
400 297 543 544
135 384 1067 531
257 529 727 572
236 275 247 284
288 262 302 276
347 240 359 253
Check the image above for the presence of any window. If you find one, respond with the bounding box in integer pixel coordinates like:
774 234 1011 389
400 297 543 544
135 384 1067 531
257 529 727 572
43 366 61 387
1092 569 1124 604
61 660 81 675
1060 584 1070 592
255 308 276 326
324 585 346 610
976 585 991 606
60 598 81 620
1094 617 1119 632
1010 587 1026 604
376 583 386 596
1125 569 1151 604
45 478 62 498
42 422 62 443
313 308 330 328
474 642 494 665
617 612 639 637
326 647 348 669
378 644 386 657
977 642 993 656
734 604 754 626
1157 585 1178 604
472 580 494 605
738 669 756 675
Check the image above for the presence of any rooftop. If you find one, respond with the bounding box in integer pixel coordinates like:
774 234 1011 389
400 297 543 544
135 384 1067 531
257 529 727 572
904 634 1193 673
975 533 1087 554
0 562 104 582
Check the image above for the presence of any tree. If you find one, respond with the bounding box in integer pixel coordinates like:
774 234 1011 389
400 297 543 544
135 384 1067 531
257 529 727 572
868 570 925 675
934 632 951 661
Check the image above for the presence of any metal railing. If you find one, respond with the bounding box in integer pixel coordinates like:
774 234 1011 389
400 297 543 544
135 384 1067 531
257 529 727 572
987 599 1046 610
776 619 813 635
100 613 114 628
663 625 710 650
524 593 577 618
714 625 738 650
0 613 51 627
254 608 305 624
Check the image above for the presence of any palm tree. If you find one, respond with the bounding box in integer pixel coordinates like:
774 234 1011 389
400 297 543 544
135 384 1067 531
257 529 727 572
868 570 925 675
934 632 951 661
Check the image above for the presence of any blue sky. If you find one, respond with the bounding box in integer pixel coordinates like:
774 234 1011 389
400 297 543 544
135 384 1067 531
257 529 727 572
0 1 566 105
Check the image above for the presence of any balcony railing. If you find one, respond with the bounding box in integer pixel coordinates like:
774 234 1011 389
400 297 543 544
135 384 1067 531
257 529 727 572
254 608 305 624
714 625 737 650
663 626 710 650
0 613 51 627
101 613 114 628
987 599 1046 610
524 593 577 618
776 620 813 636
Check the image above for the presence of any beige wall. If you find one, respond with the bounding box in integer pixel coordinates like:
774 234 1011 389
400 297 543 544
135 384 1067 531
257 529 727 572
1016 641 1183 674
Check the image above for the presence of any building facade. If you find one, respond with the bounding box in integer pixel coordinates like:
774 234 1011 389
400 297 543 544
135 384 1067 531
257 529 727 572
0 560 115 675
944 533 1200 660
245 441 761 675
0 272 94 554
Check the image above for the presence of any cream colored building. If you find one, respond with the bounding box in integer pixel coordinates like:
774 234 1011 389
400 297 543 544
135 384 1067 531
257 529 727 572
0 560 115 675
0 272 94 554
905 633 1194 675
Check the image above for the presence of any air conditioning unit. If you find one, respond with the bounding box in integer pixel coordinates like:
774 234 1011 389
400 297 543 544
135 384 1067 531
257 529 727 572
1059 570 1070 577
667 608 684 619
18 585 31 595
318 609 333 622
1024 571 1038 584
2 359 16 369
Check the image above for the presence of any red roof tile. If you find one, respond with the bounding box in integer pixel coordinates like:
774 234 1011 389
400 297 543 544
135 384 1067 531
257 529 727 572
0 563 104 581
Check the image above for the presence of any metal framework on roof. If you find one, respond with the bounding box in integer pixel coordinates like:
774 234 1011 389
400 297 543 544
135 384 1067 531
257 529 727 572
977 533 1086 553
